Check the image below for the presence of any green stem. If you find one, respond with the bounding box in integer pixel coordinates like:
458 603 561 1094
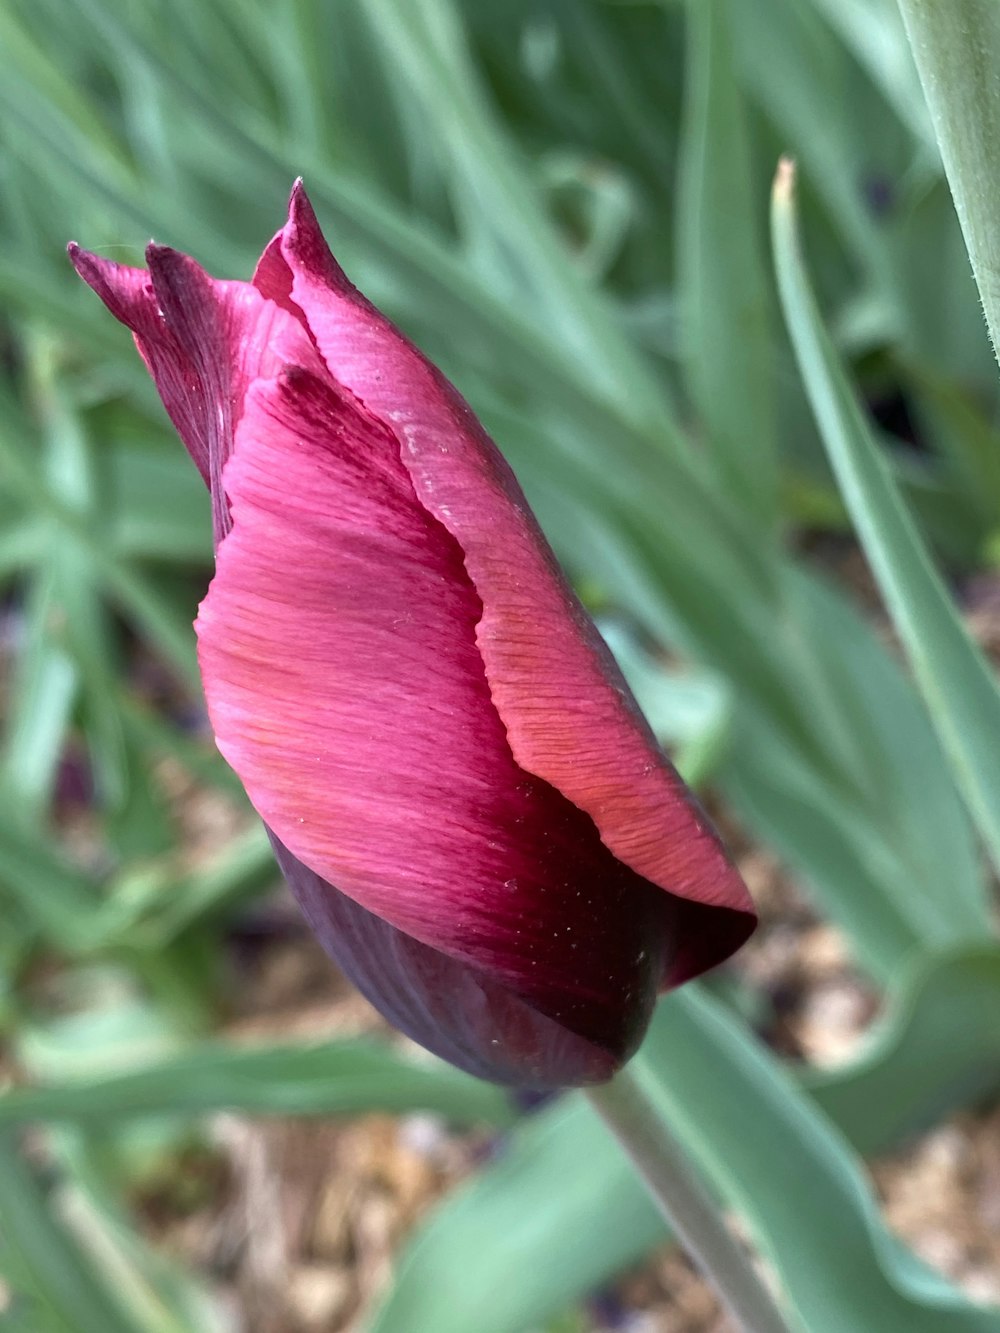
585 1063 791 1333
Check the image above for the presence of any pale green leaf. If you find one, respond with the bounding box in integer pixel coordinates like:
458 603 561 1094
772 157 1000 876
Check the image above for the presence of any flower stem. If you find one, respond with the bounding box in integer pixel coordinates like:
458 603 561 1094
585 1063 791 1333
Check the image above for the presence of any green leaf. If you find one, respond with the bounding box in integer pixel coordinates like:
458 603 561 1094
0 562 77 819
43 1133 233 1333
123 825 273 947
0 1038 515 1128
359 0 676 433
727 0 907 322
772 157 1000 877
894 0 1000 362
807 943 1000 1153
108 436 212 565
369 1095 663 1333
0 813 105 951
639 989 1000 1332
806 0 934 149
598 618 732 788
677 0 777 530
727 565 992 977
0 1135 144 1333
901 359 1000 527
374 965 1000 1333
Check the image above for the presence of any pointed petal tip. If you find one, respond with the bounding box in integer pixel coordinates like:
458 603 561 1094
144 244 217 313
145 241 185 269
66 241 89 280
286 178 325 246
282 179 354 295
65 245 154 332
66 241 102 280
287 176 310 216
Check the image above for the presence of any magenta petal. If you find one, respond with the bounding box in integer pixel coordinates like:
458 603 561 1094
272 184 754 985
68 241 318 542
71 190 756 1087
68 244 210 484
197 364 675 1069
269 835 628 1086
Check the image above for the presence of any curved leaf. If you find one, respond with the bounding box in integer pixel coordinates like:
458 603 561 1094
0 1038 514 1129
373 967 1000 1333
639 989 1000 1331
773 157 1000 878
895 0 1000 359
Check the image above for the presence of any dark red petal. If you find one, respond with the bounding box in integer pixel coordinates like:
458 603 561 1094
251 231 297 308
197 365 674 1062
273 184 755 984
68 242 318 542
68 245 210 481
270 835 630 1087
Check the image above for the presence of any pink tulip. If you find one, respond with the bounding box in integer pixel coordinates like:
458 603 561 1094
69 184 754 1087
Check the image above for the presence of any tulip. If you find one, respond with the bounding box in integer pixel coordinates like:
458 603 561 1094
69 183 754 1088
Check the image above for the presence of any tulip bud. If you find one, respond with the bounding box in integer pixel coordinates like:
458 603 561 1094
69 183 754 1087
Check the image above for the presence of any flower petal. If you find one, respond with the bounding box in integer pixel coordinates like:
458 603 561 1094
270 835 630 1086
197 364 674 1065
268 184 755 983
68 245 208 477
68 242 318 541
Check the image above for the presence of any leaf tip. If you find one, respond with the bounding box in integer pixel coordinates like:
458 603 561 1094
773 155 797 206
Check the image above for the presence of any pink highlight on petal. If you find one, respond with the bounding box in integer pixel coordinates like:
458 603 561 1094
271 184 754 985
197 364 673 1058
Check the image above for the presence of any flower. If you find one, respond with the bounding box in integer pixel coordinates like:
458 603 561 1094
69 183 754 1088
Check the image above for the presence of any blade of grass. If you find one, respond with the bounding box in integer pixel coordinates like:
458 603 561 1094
0 564 77 819
0 1134 145 1333
678 0 778 532
894 0 1000 362
807 0 934 150
773 157 1000 877
0 1038 515 1127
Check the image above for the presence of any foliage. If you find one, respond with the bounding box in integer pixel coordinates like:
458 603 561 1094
0 0 999 1328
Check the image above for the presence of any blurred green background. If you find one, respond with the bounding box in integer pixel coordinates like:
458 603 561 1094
1 0 1000 1330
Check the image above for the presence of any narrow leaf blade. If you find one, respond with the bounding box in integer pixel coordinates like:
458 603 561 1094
772 157 1000 876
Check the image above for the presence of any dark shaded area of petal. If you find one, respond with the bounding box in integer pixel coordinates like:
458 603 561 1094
269 835 629 1087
